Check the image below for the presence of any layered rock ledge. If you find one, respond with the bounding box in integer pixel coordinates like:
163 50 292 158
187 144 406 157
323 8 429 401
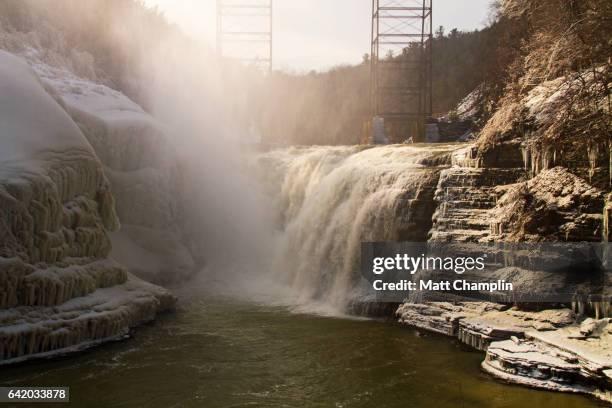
412 132 611 401
483 319 612 402
397 302 612 402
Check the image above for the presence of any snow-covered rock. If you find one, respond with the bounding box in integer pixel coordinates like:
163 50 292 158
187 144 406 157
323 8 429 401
491 167 604 241
483 319 612 403
397 298 612 402
523 69 609 129
441 85 483 123
0 50 117 264
0 274 175 365
396 301 505 337
0 51 174 364
29 58 196 284
458 308 575 351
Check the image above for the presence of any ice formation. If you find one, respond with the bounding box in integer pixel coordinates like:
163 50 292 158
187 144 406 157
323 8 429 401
28 57 196 284
0 50 116 264
0 51 174 364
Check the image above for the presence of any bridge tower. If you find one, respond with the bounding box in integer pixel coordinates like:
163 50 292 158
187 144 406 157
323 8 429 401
370 0 433 142
216 0 273 73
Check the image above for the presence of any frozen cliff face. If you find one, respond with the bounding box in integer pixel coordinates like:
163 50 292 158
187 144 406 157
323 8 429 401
0 50 118 264
398 142 610 400
0 272 175 364
520 70 611 185
0 51 174 364
29 58 196 284
429 160 605 244
477 66 611 179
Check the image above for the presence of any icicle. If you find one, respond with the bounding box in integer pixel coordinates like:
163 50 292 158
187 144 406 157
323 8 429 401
587 143 599 183
609 141 611 188
603 193 611 245
521 144 531 173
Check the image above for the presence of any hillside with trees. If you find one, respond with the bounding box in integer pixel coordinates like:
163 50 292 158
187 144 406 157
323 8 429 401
255 18 521 145
476 0 611 175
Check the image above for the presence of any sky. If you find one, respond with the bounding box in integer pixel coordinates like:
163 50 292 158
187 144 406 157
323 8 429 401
143 0 493 72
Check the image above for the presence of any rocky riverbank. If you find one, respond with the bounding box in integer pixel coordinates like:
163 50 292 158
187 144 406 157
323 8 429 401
396 146 611 400
430 33 611 392
396 302 612 403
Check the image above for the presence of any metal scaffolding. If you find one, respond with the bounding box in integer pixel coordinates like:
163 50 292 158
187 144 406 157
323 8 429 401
370 0 433 140
216 0 273 72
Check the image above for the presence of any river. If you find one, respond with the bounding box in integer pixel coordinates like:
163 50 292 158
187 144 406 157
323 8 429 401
0 295 603 408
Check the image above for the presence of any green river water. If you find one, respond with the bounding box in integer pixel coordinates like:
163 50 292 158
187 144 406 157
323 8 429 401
0 296 605 408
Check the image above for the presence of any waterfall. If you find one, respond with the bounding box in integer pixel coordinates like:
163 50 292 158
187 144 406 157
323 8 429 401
250 144 458 313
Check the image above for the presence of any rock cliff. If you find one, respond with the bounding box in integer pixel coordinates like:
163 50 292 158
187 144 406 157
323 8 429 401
397 143 611 400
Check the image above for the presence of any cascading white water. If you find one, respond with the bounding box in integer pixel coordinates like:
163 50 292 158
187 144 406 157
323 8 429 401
251 144 459 313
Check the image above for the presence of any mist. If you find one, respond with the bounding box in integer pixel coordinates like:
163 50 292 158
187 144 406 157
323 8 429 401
135 34 286 298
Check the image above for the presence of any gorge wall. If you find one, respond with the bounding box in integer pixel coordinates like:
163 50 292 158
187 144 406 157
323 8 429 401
389 0 612 397
30 58 199 285
0 51 175 364
396 99 611 400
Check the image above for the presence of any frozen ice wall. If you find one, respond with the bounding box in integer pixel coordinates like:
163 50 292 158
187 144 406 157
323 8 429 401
0 51 174 364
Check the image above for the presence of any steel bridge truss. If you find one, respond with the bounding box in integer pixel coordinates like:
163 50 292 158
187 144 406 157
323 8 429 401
217 0 273 72
371 0 433 139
